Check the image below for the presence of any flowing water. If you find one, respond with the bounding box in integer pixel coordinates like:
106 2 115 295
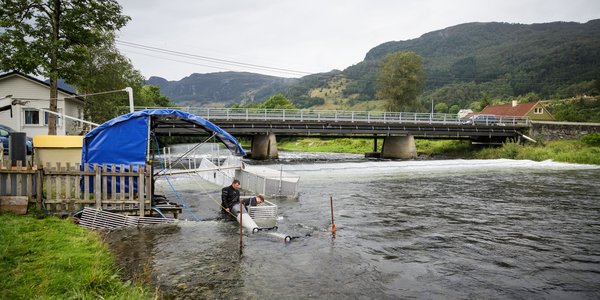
105 156 600 299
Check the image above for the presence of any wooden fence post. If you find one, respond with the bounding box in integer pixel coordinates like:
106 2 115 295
138 165 145 217
36 166 42 210
94 164 102 209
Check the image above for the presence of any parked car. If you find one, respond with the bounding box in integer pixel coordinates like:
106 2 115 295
462 114 499 126
0 124 33 154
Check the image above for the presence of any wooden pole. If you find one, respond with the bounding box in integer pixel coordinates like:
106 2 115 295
330 196 336 234
239 200 243 254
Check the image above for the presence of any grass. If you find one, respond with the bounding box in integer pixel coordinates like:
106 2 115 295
476 139 600 164
0 213 155 300
278 137 378 154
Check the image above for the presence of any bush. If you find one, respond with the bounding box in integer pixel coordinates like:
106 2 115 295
581 133 600 146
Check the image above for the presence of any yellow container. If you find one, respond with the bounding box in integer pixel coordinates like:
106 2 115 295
33 135 83 166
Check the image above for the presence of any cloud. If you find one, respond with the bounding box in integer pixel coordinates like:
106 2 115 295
117 0 600 80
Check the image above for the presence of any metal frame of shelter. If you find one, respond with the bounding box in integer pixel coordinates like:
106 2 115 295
80 109 246 217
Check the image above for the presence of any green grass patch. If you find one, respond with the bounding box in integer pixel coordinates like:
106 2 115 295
476 139 600 164
275 136 599 165
415 140 476 158
278 137 378 154
0 213 154 300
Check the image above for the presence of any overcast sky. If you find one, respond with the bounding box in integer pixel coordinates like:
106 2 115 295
117 0 600 81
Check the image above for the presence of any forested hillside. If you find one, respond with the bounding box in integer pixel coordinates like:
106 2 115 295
288 19 600 112
147 72 297 106
153 20 600 114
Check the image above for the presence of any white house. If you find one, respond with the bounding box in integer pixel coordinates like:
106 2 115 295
0 71 84 137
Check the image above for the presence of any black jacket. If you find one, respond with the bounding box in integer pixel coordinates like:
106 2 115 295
243 197 257 207
221 185 240 211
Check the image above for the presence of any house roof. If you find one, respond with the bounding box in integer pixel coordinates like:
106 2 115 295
0 70 78 96
479 102 537 116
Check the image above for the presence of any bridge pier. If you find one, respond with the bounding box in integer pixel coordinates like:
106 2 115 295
381 136 417 159
251 133 279 160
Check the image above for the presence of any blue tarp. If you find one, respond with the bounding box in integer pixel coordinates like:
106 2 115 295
82 109 245 166
80 109 246 193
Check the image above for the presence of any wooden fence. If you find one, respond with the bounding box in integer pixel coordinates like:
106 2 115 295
0 160 152 216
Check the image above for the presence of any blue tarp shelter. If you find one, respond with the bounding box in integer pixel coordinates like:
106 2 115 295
81 109 245 192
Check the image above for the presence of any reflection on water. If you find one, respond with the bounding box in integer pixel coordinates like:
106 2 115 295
106 157 600 299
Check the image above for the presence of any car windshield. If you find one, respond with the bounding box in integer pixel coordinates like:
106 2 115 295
0 125 16 133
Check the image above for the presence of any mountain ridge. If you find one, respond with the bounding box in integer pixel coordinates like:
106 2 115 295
149 19 600 109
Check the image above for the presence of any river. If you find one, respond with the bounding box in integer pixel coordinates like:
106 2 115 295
105 155 600 299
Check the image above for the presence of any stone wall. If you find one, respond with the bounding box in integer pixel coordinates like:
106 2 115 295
530 121 600 141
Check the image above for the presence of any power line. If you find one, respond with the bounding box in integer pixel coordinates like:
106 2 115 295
116 40 313 76
121 48 237 73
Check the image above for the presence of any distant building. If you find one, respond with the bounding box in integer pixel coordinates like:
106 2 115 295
479 100 555 121
0 71 84 136
457 109 473 119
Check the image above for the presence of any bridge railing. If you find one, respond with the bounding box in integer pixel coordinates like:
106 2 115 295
136 107 529 126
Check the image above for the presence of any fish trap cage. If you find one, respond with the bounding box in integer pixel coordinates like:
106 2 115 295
248 200 278 229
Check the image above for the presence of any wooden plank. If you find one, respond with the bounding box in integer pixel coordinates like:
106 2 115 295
128 164 134 201
94 164 101 209
0 196 28 214
15 161 23 196
36 167 42 209
26 169 33 201
55 162 62 201
119 164 125 200
5 169 12 194
102 163 108 203
74 163 81 200
138 165 144 217
111 164 116 200
83 163 90 202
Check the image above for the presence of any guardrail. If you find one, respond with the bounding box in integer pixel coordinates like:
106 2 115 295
136 107 530 126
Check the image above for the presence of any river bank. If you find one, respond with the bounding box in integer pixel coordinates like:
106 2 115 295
275 135 600 165
0 213 155 300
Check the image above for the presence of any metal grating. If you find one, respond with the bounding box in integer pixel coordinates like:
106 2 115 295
248 200 278 229
79 207 177 229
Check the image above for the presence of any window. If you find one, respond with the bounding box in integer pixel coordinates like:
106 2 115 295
24 110 40 125
24 109 62 126
534 107 543 114
44 110 62 127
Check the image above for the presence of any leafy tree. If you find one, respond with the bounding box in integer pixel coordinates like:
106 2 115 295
469 101 485 112
550 97 600 122
69 35 142 124
258 93 296 109
139 85 173 108
0 0 129 134
69 34 174 124
376 52 425 111
449 104 460 114
434 102 449 113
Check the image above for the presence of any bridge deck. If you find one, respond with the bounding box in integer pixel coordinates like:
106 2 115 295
141 107 530 139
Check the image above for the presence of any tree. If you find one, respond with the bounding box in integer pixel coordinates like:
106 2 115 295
69 34 143 124
434 102 449 113
449 104 460 114
376 52 425 111
67 33 174 124
139 85 173 108
258 94 296 109
0 0 129 134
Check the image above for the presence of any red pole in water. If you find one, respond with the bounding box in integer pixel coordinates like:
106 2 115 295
330 196 336 233
239 201 243 253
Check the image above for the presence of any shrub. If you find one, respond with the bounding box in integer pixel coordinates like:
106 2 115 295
581 133 600 146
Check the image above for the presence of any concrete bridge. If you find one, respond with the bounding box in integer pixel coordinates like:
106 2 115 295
173 108 530 159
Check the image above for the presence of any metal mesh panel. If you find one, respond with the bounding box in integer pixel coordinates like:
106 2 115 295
79 207 177 229
248 200 278 228
235 168 298 197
